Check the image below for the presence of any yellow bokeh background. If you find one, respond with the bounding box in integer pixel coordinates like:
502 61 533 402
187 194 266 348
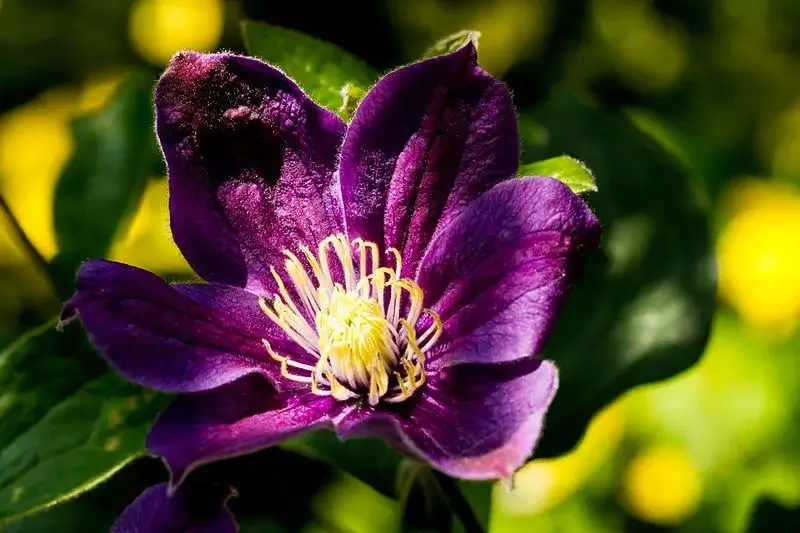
129 0 225 65
717 179 800 336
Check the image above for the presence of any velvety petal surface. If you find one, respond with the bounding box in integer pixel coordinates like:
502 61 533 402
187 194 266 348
156 52 346 291
60 259 308 392
337 358 558 480
147 374 339 487
403 357 557 479
417 177 601 367
111 482 237 533
339 43 519 276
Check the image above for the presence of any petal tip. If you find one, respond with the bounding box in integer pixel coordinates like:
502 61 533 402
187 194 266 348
165 463 190 497
460 37 479 60
165 50 217 75
539 359 560 403
56 306 77 331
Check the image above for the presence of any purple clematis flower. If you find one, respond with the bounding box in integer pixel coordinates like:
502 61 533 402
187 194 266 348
111 483 236 532
62 42 600 488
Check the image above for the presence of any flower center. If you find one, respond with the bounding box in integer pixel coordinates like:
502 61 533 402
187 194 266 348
317 288 395 393
258 234 442 406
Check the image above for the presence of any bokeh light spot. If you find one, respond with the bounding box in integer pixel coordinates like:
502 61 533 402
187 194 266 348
622 445 702 525
129 0 225 66
718 180 800 334
0 89 75 261
110 178 192 275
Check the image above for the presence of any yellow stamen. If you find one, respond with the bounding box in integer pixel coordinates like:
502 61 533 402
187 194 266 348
258 234 442 406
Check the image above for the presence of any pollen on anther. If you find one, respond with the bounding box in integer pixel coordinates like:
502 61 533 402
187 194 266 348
258 234 442 406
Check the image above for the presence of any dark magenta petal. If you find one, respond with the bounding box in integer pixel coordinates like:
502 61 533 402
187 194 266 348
61 259 308 392
334 358 558 480
111 482 237 533
339 43 519 276
156 52 346 291
417 177 601 367
147 374 338 487
403 357 557 479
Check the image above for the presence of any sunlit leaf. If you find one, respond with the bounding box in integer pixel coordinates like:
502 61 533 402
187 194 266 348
0 371 167 523
2 459 163 533
0 321 101 452
421 30 481 59
518 155 598 195
242 21 379 119
0 320 166 524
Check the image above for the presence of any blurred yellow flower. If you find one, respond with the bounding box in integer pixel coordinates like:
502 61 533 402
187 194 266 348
621 445 702 525
717 179 800 334
110 178 192 275
0 75 126 264
719 178 800 215
76 74 126 116
0 78 123 322
0 89 75 261
0 74 191 325
129 0 225 66
496 401 625 515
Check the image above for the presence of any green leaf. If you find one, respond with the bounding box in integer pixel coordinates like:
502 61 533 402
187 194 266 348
2 458 160 533
242 21 379 119
517 155 598 195
3 493 118 533
421 30 481 59
520 92 716 457
51 71 159 298
281 430 402 499
339 83 367 122
0 366 167 523
0 321 102 452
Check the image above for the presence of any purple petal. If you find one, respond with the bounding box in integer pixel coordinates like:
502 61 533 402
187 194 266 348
147 374 338 487
156 52 346 291
112 482 237 533
417 177 601 367
339 43 519 276
401 358 558 480
61 259 307 392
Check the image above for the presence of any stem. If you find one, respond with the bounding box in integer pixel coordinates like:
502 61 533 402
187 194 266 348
0 193 51 277
431 471 485 533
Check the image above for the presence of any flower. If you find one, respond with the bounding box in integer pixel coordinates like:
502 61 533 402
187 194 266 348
111 482 236 532
61 43 600 488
